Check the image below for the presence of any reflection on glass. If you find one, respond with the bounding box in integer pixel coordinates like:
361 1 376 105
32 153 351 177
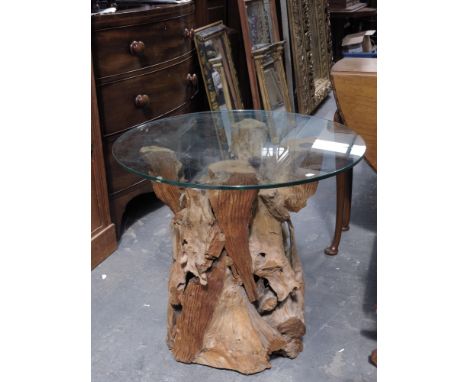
312 139 350 154
350 144 366 157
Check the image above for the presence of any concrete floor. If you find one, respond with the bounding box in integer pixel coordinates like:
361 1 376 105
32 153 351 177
92 95 377 382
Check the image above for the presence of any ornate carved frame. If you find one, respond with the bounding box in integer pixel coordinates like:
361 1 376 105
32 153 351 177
209 56 233 110
237 0 281 109
252 41 293 143
194 21 244 111
252 41 292 113
287 0 333 114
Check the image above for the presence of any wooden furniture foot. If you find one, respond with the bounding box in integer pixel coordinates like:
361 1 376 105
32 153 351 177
370 349 377 366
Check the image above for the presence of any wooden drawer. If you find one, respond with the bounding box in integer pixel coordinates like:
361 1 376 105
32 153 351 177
103 101 196 195
97 55 199 137
93 10 195 79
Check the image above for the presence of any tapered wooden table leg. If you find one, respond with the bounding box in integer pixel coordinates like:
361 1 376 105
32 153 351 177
325 171 346 256
342 168 353 231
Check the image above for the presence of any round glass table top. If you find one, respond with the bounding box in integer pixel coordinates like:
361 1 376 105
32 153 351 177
113 110 366 190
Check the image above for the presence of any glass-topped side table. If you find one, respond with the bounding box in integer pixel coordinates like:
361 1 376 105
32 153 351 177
113 110 365 374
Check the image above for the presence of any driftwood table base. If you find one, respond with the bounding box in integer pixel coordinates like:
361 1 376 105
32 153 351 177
114 112 366 375
150 160 316 375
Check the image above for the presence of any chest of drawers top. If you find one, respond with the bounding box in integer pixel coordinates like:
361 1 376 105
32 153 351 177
92 2 196 81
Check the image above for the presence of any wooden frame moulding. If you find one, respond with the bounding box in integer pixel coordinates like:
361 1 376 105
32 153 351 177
279 0 296 112
237 0 281 109
194 21 244 111
252 41 292 143
252 41 292 113
287 0 333 114
209 56 233 110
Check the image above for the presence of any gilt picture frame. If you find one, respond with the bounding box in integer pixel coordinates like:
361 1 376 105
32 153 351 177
194 21 244 111
208 56 232 110
237 0 281 109
287 0 333 114
252 41 292 143
252 41 292 113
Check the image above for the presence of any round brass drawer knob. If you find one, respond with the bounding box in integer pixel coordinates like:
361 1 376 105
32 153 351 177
187 73 198 86
129 40 145 56
134 94 150 108
184 27 195 39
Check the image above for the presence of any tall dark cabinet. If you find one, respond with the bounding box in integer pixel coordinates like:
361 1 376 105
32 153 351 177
92 1 203 237
91 1 247 267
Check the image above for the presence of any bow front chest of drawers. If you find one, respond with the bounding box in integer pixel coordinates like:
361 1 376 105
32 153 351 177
92 1 202 236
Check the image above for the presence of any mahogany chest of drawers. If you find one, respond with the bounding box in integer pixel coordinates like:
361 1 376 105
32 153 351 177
92 1 202 235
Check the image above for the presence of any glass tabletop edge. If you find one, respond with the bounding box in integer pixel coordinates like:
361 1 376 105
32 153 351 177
112 151 365 191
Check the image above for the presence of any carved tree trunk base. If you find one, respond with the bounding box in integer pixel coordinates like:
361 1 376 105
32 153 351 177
150 161 315 374
140 124 320 374
162 184 307 374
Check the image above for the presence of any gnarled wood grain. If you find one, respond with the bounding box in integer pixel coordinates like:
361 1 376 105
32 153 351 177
250 199 300 301
140 145 184 213
194 266 286 374
207 161 259 302
143 139 317 373
171 255 227 362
